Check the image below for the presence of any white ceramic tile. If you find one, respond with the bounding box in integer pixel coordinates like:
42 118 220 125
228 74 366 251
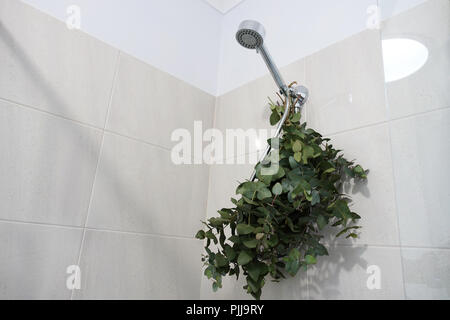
0 100 103 226
0 221 83 299
0 0 118 127
390 108 450 248
402 247 450 299
106 53 215 149
280 57 307 90
324 124 400 246
308 245 404 299
382 0 450 119
87 132 210 237
215 88 273 161
74 230 203 299
305 30 387 135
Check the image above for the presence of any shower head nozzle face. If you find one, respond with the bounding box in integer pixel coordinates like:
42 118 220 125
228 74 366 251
236 20 266 49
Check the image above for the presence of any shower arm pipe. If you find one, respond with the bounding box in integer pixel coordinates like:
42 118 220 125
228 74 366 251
258 44 289 96
249 45 292 181
250 91 291 181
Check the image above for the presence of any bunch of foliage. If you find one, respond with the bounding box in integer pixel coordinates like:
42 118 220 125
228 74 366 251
196 88 368 299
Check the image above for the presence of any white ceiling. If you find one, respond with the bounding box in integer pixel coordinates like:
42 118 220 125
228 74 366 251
22 0 427 96
203 0 246 13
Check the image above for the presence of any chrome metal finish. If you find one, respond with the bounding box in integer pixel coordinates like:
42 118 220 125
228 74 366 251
236 20 288 95
291 85 309 113
258 44 288 95
236 20 266 49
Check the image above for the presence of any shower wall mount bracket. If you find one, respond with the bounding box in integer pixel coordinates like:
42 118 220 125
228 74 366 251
290 85 309 113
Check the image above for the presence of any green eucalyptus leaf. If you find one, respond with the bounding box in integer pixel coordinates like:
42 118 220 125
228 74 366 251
332 200 352 226
237 251 253 265
247 262 268 282
237 223 255 235
272 183 283 196
243 239 259 248
204 266 213 279
289 156 299 169
292 178 311 196
317 214 327 230
215 253 228 267
257 187 272 200
270 111 281 125
311 190 321 205
195 230 206 240
267 234 279 247
205 230 217 244
305 255 317 265
292 140 303 153
291 112 301 123
336 226 362 238
346 233 358 239
229 235 241 243
302 145 315 164
224 245 236 261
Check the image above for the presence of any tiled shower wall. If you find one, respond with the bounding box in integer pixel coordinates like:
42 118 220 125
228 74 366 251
0 0 448 300
202 0 450 299
0 0 214 299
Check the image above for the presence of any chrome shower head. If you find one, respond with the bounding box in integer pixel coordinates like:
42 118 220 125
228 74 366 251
236 20 288 95
236 20 266 49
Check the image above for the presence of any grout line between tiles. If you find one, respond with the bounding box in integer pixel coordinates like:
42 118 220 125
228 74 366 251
0 96 104 131
389 105 450 122
69 120 103 300
376 17 408 298
387 109 408 300
204 99 219 219
0 217 197 241
0 218 83 231
103 129 172 152
1 95 447 169
1 212 448 252
102 51 122 130
84 227 196 241
323 104 450 138
70 50 121 300
200 94 221 299
333 242 450 251
0 95 170 152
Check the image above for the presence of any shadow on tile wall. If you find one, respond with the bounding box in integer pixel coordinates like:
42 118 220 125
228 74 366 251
0 0 212 299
